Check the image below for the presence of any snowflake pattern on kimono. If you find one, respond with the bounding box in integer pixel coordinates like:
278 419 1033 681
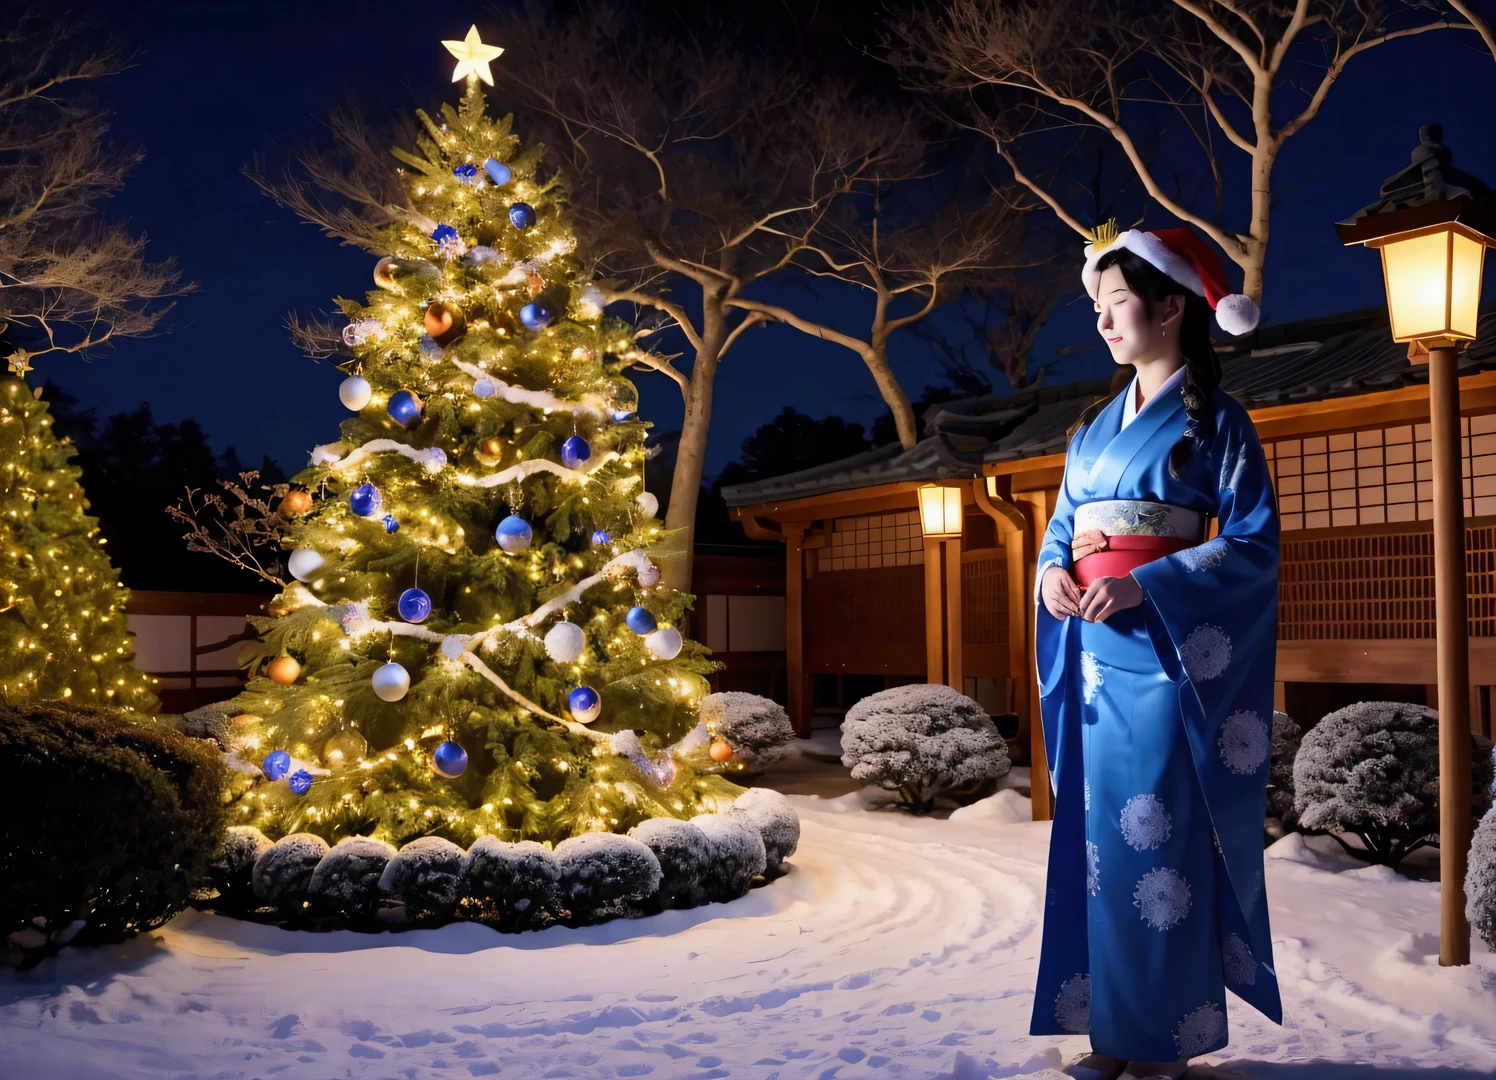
1120 794 1172 851
1081 651 1104 704
1218 709 1271 775
1174 1002 1227 1056
1054 974 1092 1033
1134 867 1192 930
1222 933 1257 986
1180 624 1232 681
1177 537 1229 573
1086 840 1101 897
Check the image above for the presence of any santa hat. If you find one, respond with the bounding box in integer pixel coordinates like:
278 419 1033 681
1081 222 1260 336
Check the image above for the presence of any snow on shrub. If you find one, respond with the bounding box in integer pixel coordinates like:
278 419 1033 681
1268 711 1303 829
1466 804 1496 950
699 692 795 774
553 832 663 923
1293 700 1494 870
731 787 800 874
252 833 330 910
462 837 563 931
210 826 272 905
307 836 396 920
629 817 713 907
378 836 468 923
840 684 1011 813
689 810 767 903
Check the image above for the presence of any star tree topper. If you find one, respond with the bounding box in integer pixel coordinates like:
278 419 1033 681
442 25 504 86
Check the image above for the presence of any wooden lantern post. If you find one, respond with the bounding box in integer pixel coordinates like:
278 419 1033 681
1336 124 1496 967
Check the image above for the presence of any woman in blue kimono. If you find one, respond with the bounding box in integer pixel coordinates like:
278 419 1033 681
1028 224 1283 1080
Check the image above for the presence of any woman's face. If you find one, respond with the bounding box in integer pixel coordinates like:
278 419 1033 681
1093 264 1180 366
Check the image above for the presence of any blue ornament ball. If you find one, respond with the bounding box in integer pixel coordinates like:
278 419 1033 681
484 158 512 186
508 202 536 230
625 606 658 635
261 750 291 781
519 302 551 332
387 389 423 427
611 410 636 423
432 741 468 778
453 163 479 185
473 379 496 399
398 587 432 623
495 514 533 553
430 223 460 244
590 529 611 546
383 514 400 534
349 482 382 518
288 769 313 795
560 435 592 470
568 685 602 724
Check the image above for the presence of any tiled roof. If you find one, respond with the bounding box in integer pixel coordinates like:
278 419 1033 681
721 307 1496 509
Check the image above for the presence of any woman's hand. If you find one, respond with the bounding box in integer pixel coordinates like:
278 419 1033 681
1077 573 1144 623
1040 564 1082 619
1071 527 1108 561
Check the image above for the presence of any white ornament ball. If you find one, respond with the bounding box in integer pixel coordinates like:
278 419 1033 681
544 621 586 663
371 661 411 702
645 626 683 660
338 375 372 411
636 491 659 518
287 548 324 582
441 635 466 660
637 561 661 588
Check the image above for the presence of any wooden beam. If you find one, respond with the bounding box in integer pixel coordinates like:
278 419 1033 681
785 523 809 738
1276 638 1496 684
1012 488 1053 822
924 537 943 684
945 536 963 690
1005 532 1031 749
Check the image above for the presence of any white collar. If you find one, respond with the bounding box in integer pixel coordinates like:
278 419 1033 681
1122 364 1188 429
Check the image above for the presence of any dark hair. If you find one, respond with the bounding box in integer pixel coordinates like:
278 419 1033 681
1066 247 1223 479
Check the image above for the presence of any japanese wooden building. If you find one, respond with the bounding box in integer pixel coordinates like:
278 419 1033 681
724 306 1496 818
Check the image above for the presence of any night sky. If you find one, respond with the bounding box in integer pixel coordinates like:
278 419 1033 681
43 1 1496 482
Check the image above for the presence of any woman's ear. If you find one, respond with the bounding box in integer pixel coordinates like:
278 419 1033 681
1162 294 1187 332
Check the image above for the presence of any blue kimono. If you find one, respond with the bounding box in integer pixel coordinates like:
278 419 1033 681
1028 372 1284 1060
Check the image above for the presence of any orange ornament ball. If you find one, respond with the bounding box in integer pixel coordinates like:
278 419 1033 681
424 300 465 345
279 490 314 516
708 739 734 763
475 437 504 464
266 655 301 686
266 601 292 618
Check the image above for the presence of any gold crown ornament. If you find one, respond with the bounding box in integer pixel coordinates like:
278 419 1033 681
1085 219 1120 252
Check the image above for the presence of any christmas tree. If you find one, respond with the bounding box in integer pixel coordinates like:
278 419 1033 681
217 29 745 849
0 377 158 710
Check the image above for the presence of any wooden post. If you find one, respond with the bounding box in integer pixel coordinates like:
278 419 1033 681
1021 489 1053 823
1005 537 1030 739
1273 681 1287 714
1429 344 1472 966
924 537 944 684
945 536 963 690
785 523 810 739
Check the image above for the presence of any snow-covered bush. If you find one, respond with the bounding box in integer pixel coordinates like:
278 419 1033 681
699 692 796 774
554 832 663 923
462 837 563 930
1467 804 1496 950
209 826 272 905
379 836 468 923
731 787 800 875
1267 711 1303 830
307 836 396 921
629 818 712 908
840 684 1011 813
252 833 330 911
689 810 767 903
1293 700 1494 870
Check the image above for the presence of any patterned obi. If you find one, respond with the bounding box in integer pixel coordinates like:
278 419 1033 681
1072 499 1204 588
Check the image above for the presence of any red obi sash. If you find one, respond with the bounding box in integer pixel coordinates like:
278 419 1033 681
1073 534 1193 588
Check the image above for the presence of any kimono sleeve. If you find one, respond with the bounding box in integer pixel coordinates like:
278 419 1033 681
1033 431 1083 607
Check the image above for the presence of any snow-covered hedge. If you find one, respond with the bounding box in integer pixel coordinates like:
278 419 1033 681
1293 700 1494 870
218 786 798 931
699 692 796 774
1267 711 1303 830
1467 803 1496 950
840 684 1011 813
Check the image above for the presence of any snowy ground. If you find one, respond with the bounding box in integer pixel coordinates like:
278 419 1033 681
3 744 1495 1080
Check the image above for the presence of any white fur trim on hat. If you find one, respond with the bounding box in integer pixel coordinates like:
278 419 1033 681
1082 230 1204 301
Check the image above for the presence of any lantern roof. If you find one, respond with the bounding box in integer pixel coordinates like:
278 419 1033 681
1336 124 1496 245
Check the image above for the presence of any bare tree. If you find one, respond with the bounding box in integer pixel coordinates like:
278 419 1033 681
167 472 292 588
0 11 188 373
890 0 1483 303
487 3 929 586
726 184 1037 444
1448 0 1496 57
